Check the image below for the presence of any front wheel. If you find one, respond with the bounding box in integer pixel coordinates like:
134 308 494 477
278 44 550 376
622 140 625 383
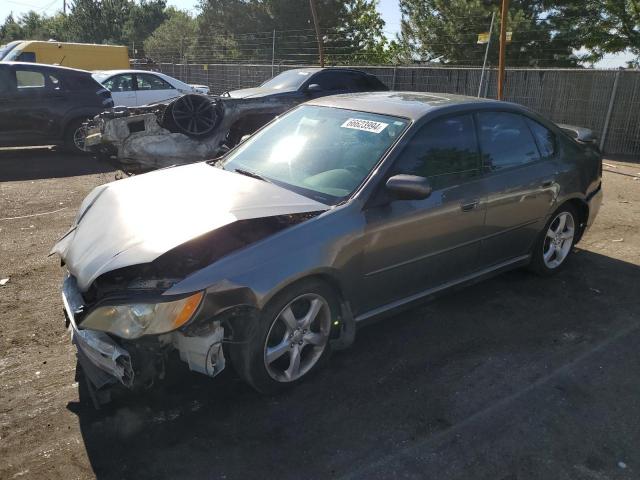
230 280 338 394
529 204 578 275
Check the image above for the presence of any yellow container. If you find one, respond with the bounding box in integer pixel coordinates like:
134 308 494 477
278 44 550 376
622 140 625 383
3 41 130 70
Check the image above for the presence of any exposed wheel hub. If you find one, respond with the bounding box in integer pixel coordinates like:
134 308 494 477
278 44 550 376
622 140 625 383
289 328 306 346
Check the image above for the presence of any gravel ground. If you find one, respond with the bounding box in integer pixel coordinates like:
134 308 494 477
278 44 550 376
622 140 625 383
0 148 639 480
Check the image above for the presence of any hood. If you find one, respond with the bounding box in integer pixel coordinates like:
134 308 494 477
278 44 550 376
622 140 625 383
52 163 328 291
225 87 295 99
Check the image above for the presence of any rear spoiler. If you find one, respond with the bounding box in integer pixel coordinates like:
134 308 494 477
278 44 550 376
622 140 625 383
557 124 600 151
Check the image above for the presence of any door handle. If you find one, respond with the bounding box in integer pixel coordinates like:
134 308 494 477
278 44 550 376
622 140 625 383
461 200 479 212
541 179 554 188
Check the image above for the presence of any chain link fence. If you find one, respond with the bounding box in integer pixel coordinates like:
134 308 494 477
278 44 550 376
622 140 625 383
153 62 640 157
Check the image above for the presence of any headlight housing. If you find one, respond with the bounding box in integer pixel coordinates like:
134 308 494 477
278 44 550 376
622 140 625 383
80 291 204 339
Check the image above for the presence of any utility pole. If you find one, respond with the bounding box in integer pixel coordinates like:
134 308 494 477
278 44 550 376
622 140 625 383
497 0 509 100
271 30 276 77
309 0 324 67
477 11 496 98
62 0 66 15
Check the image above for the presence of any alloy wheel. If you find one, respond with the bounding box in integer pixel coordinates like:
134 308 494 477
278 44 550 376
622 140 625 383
171 95 218 136
73 125 87 151
543 211 575 269
263 293 331 382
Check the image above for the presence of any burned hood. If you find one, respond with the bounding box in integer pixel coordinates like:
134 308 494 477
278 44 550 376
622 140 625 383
52 162 328 292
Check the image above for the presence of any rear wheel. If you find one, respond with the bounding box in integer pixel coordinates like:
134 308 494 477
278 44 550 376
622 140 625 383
529 204 578 275
230 279 338 394
63 118 89 154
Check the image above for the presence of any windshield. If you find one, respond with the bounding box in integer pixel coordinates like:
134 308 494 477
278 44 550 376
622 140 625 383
0 41 21 60
220 105 409 204
3 48 22 62
260 69 315 90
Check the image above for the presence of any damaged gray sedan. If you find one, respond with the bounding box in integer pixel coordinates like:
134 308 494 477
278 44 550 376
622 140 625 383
54 92 602 401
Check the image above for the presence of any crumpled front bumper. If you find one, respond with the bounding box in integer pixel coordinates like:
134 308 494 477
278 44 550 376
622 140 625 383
62 275 227 395
62 276 134 389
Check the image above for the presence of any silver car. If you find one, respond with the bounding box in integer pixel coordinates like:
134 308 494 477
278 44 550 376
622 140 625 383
53 92 602 401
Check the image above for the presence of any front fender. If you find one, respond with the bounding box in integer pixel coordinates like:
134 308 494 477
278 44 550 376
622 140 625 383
164 203 365 310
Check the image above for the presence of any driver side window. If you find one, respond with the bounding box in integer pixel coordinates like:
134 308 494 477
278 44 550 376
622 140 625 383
392 114 481 190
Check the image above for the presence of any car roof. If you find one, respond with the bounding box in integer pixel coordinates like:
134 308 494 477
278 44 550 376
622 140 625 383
284 67 377 76
307 91 505 120
92 69 169 76
1 61 91 75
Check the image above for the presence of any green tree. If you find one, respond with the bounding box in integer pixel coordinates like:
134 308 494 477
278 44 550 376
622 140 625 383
66 0 167 47
0 14 22 42
398 0 580 67
327 0 395 64
124 0 168 56
0 11 70 42
144 8 198 62
546 0 640 65
193 0 391 64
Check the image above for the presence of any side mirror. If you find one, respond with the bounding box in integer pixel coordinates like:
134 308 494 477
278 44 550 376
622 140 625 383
385 174 432 200
306 83 322 93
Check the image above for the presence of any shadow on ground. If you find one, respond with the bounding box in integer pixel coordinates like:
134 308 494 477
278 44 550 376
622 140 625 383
0 147 114 182
68 250 640 480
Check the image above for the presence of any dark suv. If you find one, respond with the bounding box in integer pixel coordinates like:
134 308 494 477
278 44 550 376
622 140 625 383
0 62 113 152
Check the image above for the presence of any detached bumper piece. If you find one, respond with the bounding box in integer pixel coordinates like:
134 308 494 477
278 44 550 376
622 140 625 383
72 327 134 389
62 275 227 408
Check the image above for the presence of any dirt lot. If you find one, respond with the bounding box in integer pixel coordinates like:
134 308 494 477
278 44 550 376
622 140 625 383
1 148 639 480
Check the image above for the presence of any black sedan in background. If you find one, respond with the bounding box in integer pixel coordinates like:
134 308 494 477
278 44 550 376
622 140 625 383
0 62 113 152
219 67 389 144
223 67 388 99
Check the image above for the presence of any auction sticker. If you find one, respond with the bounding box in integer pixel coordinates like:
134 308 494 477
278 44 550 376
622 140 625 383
341 118 388 133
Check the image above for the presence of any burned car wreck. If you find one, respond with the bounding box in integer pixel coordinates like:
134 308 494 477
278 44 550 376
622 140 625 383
54 92 602 406
84 67 389 172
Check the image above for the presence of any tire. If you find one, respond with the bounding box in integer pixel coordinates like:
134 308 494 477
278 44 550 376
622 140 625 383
529 203 579 276
230 279 339 394
63 118 90 154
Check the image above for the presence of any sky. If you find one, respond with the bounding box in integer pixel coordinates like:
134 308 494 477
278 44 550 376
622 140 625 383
0 0 633 68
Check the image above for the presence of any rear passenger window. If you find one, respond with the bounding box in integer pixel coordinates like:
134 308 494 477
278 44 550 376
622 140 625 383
136 73 173 90
16 70 45 89
310 72 353 91
64 73 99 91
477 112 540 170
526 118 555 158
393 114 480 189
347 72 386 91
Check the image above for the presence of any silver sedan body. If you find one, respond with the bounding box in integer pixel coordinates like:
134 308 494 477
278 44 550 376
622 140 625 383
53 92 602 398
